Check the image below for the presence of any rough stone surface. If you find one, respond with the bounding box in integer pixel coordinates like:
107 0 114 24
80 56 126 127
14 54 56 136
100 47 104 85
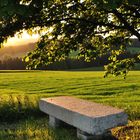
39 96 128 135
77 129 112 140
49 115 62 128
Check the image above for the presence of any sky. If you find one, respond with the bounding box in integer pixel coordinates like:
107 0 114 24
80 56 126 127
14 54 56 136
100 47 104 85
4 28 137 47
4 31 40 47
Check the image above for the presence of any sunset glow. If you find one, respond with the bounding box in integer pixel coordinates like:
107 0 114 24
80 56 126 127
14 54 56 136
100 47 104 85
4 31 40 47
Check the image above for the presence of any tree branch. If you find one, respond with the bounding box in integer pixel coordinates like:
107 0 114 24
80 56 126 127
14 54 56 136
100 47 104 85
112 9 140 41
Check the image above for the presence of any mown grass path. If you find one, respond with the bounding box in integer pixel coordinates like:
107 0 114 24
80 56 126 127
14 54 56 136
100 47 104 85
0 70 140 140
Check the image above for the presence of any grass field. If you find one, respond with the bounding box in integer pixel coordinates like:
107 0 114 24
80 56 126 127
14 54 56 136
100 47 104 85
0 70 140 140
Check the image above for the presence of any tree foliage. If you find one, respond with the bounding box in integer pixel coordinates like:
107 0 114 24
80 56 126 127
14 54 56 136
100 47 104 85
0 0 140 77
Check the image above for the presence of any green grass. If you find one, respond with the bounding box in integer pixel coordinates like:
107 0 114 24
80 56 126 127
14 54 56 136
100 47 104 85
0 70 140 140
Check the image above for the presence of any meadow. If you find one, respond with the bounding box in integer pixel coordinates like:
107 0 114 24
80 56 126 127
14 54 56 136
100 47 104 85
0 70 140 140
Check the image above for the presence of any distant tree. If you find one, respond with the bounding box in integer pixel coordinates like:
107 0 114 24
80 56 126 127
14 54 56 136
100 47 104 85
0 57 27 70
0 0 140 77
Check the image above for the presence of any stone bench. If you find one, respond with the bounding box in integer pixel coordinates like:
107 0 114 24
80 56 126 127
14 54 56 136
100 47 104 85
39 96 128 140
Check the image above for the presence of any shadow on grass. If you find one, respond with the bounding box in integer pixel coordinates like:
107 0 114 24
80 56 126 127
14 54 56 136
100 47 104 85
0 95 45 124
0 95 139 140
0 70 41 73
0 95 78 140
0 117 79 140
96 91 117 96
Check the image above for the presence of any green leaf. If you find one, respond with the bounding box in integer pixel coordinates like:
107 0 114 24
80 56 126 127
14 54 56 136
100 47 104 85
25 57 30 62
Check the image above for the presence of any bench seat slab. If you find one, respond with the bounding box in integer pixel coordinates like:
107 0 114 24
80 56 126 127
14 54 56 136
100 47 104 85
39 96 128 135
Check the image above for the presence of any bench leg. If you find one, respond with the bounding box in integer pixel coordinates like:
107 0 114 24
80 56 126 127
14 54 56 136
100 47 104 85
77 129 112 140
49 115 61 128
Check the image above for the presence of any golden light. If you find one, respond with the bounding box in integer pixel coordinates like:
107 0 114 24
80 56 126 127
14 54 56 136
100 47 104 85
4 31 40 47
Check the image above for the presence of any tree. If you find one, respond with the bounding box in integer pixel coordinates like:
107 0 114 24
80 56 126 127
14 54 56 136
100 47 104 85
0 0 140 77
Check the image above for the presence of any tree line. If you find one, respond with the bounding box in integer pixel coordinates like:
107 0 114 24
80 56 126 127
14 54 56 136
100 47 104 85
0 0 140 77
0 51 138 70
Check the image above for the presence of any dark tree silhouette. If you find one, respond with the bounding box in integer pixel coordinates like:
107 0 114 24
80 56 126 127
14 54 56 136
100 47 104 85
0 0 140 77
